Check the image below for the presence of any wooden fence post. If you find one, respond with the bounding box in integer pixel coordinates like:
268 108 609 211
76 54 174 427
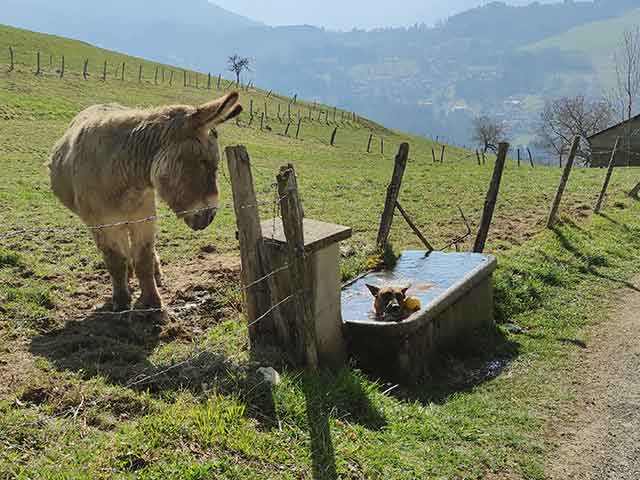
207 72 211 89
8 46 14 72
517 148 521 167
527 148 534 168
217 74 221 89
264 101 268 119
330 127 338 146
440 144 445 163
277 103 282 122
225 146 286 352
162 68 165 83
102 60 107 81
381 137 384 155
138 65 142 83
260 112 265 131
376 143 409 249
195 73 199 89
183 70 187 87
277 165 320 370
82 59 88 80
154 66 159 85
594 137 620 213
432 147 436 164
547 136 580 228
296 118 302 139
60 55 65 78
121 62 125 81
169 70 174 86
482 150 486 165
284 122 291 136
367 133 373 153
35 51 41 75
476 150 481 166
473 142 509 253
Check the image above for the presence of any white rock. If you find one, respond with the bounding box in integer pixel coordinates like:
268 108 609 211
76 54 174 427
257 367 281 387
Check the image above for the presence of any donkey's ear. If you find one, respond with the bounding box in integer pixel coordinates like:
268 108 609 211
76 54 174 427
366 284 380 297
191 92 241 128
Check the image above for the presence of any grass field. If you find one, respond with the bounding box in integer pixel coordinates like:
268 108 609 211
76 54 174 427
2 23 640 479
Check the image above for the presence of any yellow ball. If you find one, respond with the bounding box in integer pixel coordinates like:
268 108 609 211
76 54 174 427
405 296 421 312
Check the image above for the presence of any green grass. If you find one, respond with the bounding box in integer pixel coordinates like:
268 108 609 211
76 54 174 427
2 23 640 479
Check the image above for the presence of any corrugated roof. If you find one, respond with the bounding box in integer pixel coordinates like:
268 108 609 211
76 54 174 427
588 113 640 140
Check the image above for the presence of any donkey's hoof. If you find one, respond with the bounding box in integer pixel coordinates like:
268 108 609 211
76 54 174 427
138 295 163 311
112 297 132 313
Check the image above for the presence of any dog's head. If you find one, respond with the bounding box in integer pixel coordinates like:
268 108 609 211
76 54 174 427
366 284 410 322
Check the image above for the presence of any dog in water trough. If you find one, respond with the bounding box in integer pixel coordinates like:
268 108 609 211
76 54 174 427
48 92 242 312
366 284 422 322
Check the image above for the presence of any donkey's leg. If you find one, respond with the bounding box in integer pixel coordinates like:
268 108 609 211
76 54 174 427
153 250 163 287
93 228 132 312
130 221 162 309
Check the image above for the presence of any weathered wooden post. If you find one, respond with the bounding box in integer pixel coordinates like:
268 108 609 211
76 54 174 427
367 133 373 153
381 137 385 155
330 127 338 146
102 60 108 81
121 61 125 81
260 112 265 131
264 101 268 119
277 103 282 122
276 166 319 370
440 144 446 163
377 143 409 249
288 103 292 122
169 70 174 86
154 66 159 85
183 70 187 87
35 51 41 75
138 64 143 83
249 99 253 118
8 46 14 72
476 150 481 166
207 72 211 89
60 55 65 78
217 74 221 89
482 150 486 165
527 148 534 168
225 146 288 356
517 148 521 167
296 118 302 139
432 147 437 164
547 136 580 228
162 68 165 83
473 142 509 253
595 137 620 213
284 122 291 136
317 110 322 121
82 59 89 80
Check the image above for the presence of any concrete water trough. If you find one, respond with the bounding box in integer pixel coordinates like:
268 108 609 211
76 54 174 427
342 251 497 382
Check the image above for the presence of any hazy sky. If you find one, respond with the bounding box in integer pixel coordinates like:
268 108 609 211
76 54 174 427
210 0 557 30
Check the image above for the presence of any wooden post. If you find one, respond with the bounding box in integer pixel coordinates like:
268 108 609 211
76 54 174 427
225 146 286 352
476 150 481 166
217 74 221 89
517 148 521 167
381 137 384 155
431 147 436 164
376 143 409 248
121 62 125 81
330 127 338 146
473 142 509 253
288 103 292 122
264 101 268 119
102 60 107 81
367 133 373 153
277 103 282 122
333 107 337 122
138 65 142 83
296 118 302 139
317 110 322 121
183 70 187 87
260 112 265 131
196 73 200 89
207 72 211 89
60 55 65 78
395 201 434 252
482 150 486 165
527 148 534 168
249 99 253 118
594 137 620 213
162 68 165 83
440 144 445 163
169 70 174 86
154 66 159 85
36 51 41 75
284 122 291 136
9 46 14 72
82 59 88 80
547 136 580 228
277 165 319 370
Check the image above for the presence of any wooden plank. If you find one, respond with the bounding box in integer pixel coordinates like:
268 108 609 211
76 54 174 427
547 136 580 228
376 143 409 249
594 137 620 213
473 142 509 253
277 165 319 370
395 201 434 252
225 146 282 348
262 218 352 254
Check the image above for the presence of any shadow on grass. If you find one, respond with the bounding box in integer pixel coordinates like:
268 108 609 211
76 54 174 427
29 308 384 480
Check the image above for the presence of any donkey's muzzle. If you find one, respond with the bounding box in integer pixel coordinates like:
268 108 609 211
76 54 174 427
184 208 216 231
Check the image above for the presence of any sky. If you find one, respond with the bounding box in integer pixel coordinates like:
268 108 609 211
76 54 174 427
210 0 557 30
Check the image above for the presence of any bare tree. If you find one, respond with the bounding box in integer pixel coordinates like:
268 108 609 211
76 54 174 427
471 115 507 153
227 54 250 85
535 96 613 166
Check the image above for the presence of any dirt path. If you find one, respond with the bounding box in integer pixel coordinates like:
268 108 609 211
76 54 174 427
549 277 640 479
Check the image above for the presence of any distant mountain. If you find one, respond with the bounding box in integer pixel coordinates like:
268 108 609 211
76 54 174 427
2 0 639 156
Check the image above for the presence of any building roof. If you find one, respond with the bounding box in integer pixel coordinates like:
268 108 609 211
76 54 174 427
588 113 640 140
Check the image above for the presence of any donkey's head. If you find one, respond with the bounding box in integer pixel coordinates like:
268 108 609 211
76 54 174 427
151 92 242 231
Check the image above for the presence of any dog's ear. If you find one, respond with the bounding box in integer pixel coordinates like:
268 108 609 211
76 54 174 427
366 284 380 297
401 286 410 297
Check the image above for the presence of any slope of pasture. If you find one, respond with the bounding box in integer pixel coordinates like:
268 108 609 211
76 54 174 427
2 23 640 479
524 7 640 89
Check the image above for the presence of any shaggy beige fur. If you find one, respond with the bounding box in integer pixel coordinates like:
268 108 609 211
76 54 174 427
48 92 242 311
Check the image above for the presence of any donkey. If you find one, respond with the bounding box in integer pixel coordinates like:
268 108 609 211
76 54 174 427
48 92 242 312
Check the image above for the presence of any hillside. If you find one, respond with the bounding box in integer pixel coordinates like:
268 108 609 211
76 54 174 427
2 24 640 479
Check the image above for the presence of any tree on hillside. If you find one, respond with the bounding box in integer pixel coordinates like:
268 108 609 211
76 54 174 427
227 54 250 85
535 96 613 166
471 115 507 153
